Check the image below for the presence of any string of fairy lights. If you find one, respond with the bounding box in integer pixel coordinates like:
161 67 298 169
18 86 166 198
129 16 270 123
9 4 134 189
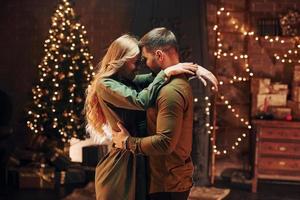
274 47 300 64
26 0 94 143
256 36 300 64
208 6 300 155
25 1 299 146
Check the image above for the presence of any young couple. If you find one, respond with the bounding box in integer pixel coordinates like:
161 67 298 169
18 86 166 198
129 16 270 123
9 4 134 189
84 27 218 200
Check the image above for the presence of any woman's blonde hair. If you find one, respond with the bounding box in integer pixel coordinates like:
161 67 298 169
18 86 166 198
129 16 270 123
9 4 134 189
84 34 139 141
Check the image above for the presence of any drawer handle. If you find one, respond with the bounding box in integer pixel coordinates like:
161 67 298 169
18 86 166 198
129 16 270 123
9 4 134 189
279 161 286 166
279 146 287 151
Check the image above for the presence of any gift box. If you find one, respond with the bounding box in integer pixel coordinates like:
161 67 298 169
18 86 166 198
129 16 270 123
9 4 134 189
255 93 287 110
18 166 55 189
56 166 86 185
82 145 108 167
271 83 288 94
14 148 44 163
251 78 271 94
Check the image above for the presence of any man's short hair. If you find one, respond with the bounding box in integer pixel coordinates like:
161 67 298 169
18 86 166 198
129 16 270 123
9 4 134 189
139 27 178 53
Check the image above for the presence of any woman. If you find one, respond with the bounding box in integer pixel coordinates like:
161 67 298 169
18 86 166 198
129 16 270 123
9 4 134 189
84 34 198 200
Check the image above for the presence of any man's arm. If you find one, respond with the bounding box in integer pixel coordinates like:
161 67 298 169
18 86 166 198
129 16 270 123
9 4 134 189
113 86 186 155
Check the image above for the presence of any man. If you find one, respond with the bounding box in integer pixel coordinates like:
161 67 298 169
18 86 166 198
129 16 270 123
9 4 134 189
112 27 205 200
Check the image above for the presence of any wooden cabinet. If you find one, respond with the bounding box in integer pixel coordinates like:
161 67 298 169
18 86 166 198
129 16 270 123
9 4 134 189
252 120 300 192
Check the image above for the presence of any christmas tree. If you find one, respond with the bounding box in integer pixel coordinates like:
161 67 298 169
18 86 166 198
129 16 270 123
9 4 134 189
26 0 94 143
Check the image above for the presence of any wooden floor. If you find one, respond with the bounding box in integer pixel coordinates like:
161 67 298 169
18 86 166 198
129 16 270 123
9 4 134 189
1 179 300 200
216 180 300 200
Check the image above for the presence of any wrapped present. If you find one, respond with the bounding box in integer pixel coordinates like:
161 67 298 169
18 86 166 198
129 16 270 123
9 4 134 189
14 148 44 163
251 78 271 94
56 166 86 185
269 106 291 120
82 145 108 167
252 93 287 115
271 83 289 94
19 165 55 189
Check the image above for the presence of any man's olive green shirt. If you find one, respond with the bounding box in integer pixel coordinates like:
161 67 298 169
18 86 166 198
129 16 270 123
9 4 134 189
128 75 194 193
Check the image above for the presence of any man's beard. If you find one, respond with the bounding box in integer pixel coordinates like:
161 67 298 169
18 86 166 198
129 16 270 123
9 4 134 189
149 59 161 75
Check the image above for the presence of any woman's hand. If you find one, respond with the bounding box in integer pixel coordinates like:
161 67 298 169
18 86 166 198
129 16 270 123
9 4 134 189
111 122 130 149
164 63 218 91
193 65 218 91
164 62 198 77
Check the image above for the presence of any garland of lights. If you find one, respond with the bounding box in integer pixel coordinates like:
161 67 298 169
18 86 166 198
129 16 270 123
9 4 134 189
210 7 254 155
273 44 300 64
211 7 300 155
216 8 300 64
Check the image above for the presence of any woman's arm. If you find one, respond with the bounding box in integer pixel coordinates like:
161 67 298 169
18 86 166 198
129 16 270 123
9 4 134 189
96 63 197 111
97 70 168 111
132 62 198 88
132 73 155 89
